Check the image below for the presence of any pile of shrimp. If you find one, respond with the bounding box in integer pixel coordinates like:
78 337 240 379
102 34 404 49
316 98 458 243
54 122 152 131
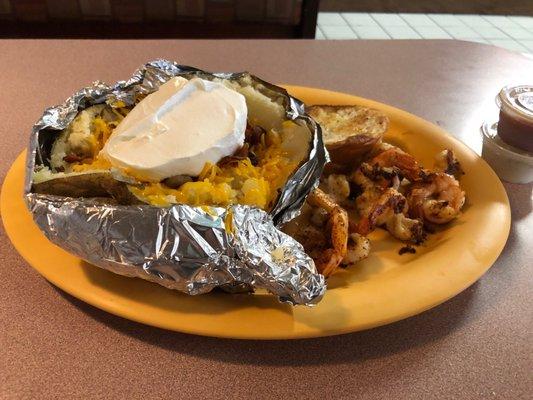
290 143 465 277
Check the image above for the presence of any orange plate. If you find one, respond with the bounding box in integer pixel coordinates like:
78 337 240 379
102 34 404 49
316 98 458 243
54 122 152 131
1 86 510 339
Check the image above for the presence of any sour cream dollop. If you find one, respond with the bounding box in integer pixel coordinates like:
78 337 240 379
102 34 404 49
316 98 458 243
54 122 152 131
102 77 247 182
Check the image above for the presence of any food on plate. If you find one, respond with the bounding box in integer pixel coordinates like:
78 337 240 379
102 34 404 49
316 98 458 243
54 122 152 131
283 104 466 277
32 104 134 201
351 144 465 234
32 76 312 211
284 186 370 277
27 61 329 306
30 67 466 285
434 149 464 178
307 105 388 166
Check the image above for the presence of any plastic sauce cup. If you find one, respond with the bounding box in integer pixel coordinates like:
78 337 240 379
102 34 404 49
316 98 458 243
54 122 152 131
481 121 533 184
496 85 533 153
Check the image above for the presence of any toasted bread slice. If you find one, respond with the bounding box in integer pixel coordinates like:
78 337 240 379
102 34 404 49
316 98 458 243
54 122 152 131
307 105 388 165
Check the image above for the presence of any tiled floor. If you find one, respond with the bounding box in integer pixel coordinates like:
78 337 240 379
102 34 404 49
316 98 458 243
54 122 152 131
316 13 533 57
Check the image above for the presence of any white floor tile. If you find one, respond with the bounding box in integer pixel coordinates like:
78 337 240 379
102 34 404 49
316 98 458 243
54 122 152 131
341 12 378 27
428 14 466 27
314 12 533 54
472 26 510 39
482 16 519 28
456 14 494 27
383 25 422 39
509 16 533 29
489 39 528 53
442 26 480 39
371 13 409 27
315 27 326 40
317 12 347 26
353 26 390 39
321 25 358 39
399 13 437 27
413 25 452 39
321 25 354 36
521 40 533 52
498 26 533 40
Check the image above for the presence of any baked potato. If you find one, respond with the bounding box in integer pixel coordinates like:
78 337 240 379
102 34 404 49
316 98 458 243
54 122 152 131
31 76 313 211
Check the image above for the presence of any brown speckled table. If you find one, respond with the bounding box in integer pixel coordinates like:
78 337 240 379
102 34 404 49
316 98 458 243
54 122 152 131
1 40 532 400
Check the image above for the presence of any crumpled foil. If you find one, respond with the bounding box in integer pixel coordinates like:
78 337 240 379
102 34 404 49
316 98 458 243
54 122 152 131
25 60 327 305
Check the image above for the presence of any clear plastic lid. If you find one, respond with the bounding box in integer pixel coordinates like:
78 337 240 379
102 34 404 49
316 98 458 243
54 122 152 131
497 85 533 120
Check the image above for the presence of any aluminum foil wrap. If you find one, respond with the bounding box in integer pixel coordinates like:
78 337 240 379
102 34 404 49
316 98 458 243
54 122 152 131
25 60 327 305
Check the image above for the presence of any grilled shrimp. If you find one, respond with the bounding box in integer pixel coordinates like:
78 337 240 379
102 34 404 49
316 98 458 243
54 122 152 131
342 233 370 266
307 187 341 213
385 213 426 243
356 188 406 234
351 163 403 219
408 172 465 224
323 174 351 203
356 188 425 243
350 166 385 217
367 147 422 182
434 149 464 178
350 146 416 206
307 188 350 277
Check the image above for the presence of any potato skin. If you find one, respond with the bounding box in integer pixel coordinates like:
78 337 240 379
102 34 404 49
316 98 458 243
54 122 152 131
32 172 142 204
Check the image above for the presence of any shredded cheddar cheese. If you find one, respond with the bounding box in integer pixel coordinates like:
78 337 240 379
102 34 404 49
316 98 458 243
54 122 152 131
71 154 112 172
